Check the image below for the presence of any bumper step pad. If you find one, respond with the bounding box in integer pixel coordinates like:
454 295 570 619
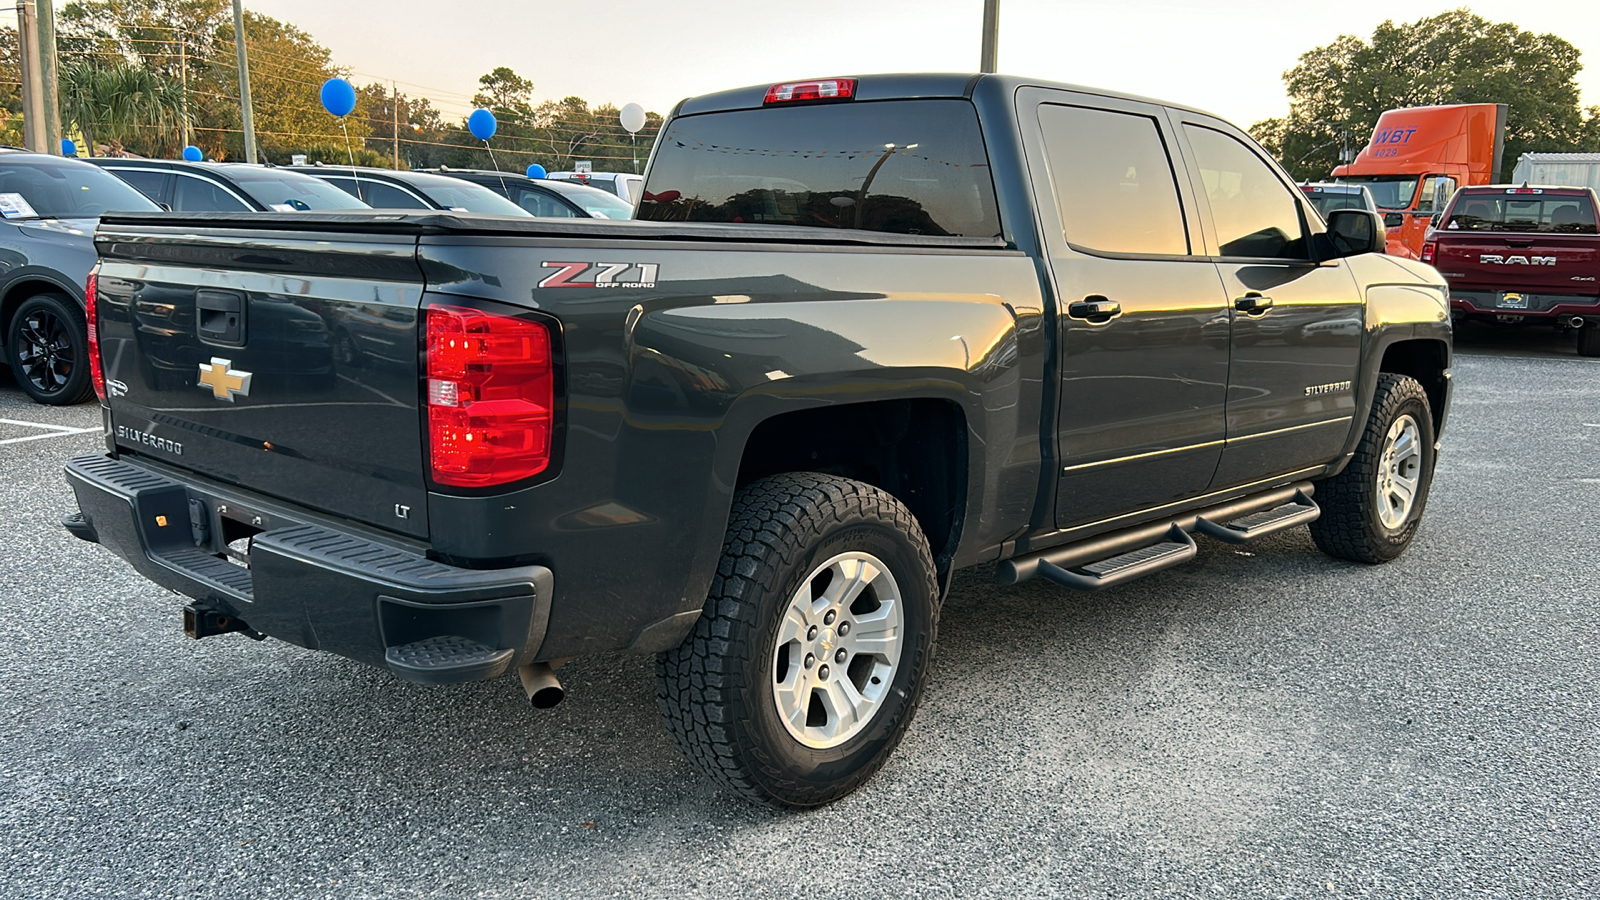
386 635 515 682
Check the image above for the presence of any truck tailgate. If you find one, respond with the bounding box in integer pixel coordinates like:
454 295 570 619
1434 232 1600 294
93 223 430 538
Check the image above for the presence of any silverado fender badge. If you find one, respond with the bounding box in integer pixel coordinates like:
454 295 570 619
1305 381 1352 397
197 357 253 402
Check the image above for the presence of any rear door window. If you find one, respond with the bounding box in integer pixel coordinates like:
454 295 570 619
638 99 1001 237
172 174 251 212
1036 104 1188 256
359 180 430 209
516 189 577 217
110 168 171 205
1183 125 1310 260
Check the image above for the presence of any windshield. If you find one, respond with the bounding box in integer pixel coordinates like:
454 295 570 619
230 169 369 210
1446 192 1597 234
0 157 159 218
638 99 1002 236
1336 175 1418 211
415 180 531 216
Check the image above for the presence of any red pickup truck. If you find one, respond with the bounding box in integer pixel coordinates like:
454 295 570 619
1423 185 1600 356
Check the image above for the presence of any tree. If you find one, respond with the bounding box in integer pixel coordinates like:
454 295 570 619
58 59 186 155
1253 10 1600 181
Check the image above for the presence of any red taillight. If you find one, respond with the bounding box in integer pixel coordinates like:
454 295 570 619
425 304 554 488
1421 241 1437 264
85 270 105 401
763 78 857 104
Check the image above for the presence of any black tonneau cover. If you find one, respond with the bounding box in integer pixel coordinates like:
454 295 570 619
95 210 1010 250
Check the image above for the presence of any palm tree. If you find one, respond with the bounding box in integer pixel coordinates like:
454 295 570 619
59 61 186 156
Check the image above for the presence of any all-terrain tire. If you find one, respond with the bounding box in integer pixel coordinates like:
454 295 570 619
6 292 93 405
1309 373 1436 563
656 472 939 808
1577 324 1600 358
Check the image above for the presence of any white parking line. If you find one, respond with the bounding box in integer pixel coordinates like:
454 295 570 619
0 426 99 445
0 417 94 433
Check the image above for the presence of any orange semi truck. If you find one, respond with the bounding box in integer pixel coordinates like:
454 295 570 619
1333 102 1507 259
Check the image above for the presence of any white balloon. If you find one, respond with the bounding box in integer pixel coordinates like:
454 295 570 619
620 102 646 134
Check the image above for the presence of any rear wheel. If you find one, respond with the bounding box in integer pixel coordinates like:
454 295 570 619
656 472 939 807
6 293 92 405
1577 324 1600 358
1310 374 1436 563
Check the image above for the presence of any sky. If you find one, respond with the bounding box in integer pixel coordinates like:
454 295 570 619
241 0 1600 129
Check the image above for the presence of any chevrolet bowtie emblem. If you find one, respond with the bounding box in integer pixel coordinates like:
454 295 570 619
197 357 252 402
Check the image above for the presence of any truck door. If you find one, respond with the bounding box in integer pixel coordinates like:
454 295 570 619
1170 115 1364 488
1018 90 1231 530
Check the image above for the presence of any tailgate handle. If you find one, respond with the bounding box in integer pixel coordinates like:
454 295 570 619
197 290 246 346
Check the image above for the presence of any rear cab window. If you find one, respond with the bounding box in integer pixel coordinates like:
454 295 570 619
1445 190 1598 234
637 99 1001 237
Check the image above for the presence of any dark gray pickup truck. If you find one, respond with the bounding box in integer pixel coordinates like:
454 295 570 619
64 74 1452 807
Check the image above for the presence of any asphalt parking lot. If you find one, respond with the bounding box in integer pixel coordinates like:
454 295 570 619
2 324 1596 899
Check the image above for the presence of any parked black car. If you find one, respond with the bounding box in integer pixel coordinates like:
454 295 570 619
0 150 160 404
423 168 634 218
87 159 370 213
287 166 530 216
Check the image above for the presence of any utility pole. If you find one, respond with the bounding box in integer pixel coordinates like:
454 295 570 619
231 0 258 163
16 1 45 152
180 38 191 148
980 0 1000 73
392 81 400 169
36 0 60 153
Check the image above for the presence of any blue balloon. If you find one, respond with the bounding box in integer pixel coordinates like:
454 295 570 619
320 77 357 118
182 145 204 162
60 139 77 156
525 164 546 179
468 108 497 141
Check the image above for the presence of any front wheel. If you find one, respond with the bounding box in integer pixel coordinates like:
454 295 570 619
1310 374 1436 563
656 473 939 807
6 293 93 405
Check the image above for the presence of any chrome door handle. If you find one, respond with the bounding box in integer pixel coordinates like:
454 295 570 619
1234 293 1273 314
1068 297 1121 320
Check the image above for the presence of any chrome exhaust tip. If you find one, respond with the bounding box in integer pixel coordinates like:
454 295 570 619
518 662 565 709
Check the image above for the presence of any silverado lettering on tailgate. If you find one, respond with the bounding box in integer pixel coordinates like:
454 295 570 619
539 261 659 289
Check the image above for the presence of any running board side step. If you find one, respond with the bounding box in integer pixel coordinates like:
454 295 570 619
1036 524 1195 592
1193 489 1319 544
997 482 1318 588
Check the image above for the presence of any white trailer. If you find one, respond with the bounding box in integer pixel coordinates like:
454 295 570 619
1512 152 1600 192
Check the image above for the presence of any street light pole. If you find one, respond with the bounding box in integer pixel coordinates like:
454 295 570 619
232 0 258 163
854 143 917 229
980 0 999 73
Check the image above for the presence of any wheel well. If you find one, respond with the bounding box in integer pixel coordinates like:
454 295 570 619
1380 339 1449 432
1 279 76 336
737 398 967 568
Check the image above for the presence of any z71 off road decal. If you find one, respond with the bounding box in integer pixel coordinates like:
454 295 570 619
539 261 659 289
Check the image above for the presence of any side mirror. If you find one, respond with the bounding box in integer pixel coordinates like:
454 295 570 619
1384 212 1404 229
1428 213 1441 230
1325 209 1385 257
